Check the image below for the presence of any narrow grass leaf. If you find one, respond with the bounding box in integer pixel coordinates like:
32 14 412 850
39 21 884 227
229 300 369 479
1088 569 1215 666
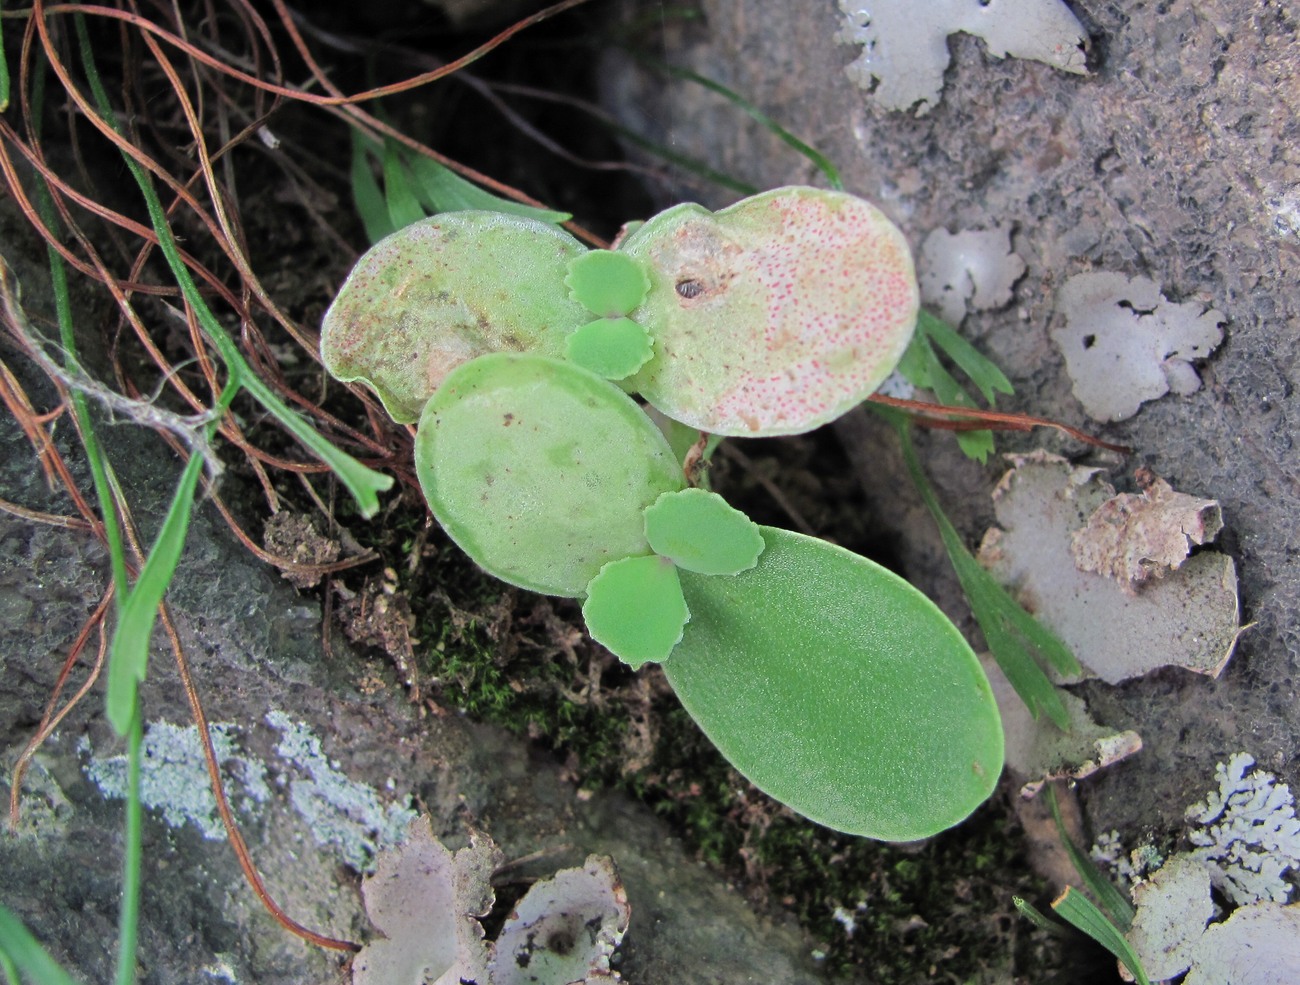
381 140 426 232
1047 786 1136 930
350 130 395 244
894 420 1076 729
0 0 10 113
407 153 571 225
105 451 204 735
1052 888 1152 985
1011 896 1072 937
0 905 82 985
77 23 391 517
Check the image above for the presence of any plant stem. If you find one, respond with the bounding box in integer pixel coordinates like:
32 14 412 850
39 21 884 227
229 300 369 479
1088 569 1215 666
113 701 144 985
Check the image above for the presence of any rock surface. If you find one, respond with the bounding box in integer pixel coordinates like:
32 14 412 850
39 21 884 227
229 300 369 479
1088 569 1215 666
602 0 1300 843
0 205 828 984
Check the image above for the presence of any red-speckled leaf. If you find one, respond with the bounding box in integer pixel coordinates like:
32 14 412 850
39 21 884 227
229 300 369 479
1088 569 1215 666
322 212 590 423
620 187 919 436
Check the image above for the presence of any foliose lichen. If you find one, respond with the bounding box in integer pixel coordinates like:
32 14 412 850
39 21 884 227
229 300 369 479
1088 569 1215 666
1185 752 1300 905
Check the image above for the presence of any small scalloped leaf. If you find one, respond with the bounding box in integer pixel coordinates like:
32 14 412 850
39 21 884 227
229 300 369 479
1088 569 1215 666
582 555 689 668
322 212 589 423
644 488 764 575
565 317 654 380
621 186 919 436
415 354 684 597
664 527 1003 839
565 250 651 317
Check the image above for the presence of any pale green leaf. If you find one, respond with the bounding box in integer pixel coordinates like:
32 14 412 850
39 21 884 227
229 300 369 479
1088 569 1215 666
415 354 684 597
565 250 650 317
664 527 1003 840
565 317 653 380
643 488 763 575
583 555 689 668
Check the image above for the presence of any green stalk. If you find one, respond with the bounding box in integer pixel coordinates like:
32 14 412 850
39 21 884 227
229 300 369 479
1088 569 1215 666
0 905 81 984
71 16 391 519
29 54 129 605
0 0 10 113
112 702 143 985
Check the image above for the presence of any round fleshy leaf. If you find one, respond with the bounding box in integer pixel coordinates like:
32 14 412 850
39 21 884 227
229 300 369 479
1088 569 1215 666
322 212 590 423
582 555 690 668
663 527 1003 840
565 317 654 380
565 250 651 317
643 488 764 576
621 187 920 436
415 353 684 597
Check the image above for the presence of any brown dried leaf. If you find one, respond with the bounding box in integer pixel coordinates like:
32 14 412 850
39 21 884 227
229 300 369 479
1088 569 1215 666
1071 469 1223 591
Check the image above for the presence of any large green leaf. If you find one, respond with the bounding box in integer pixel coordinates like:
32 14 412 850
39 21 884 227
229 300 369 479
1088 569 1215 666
664 527 1003 840
322 212 590 423
415 354 684 597
620 187 919 436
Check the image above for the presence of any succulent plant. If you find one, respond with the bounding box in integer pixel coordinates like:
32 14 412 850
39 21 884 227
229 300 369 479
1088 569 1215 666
322 187 1003 839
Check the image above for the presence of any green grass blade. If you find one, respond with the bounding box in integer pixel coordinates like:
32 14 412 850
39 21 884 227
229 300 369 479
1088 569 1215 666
894 421 1075 729
113 710 143 985
0 0 10 113
406 152 572 224
1011 896 1071 937
918 310 1014 405
104 449 205 735
1047 786 1136 930
642 57 842 190
23 44 130 606
75 19 391 517
381 139 426 232
1052 888 1151 985
350 129 395 244
0 905 83 985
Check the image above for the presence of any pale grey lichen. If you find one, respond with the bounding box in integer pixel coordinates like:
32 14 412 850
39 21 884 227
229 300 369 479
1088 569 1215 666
265 709 416 872
836 0 1087 115
82 721 269 840
82 713 415 873
1091 829 1164 888
1185 753 1300 905
1052 272 1226 423
918 225 1025 326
